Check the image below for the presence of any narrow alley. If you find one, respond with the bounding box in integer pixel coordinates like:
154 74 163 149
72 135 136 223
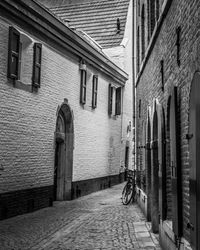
0 184 161 250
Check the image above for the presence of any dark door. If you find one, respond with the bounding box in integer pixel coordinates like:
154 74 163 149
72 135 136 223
189 72 200 249
146 114 151 221
54 143 59 200
151 110 159 233
170 86 182 237
54 112 66 201
125 146 129 168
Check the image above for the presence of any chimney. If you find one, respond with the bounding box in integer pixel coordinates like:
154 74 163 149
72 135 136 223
116 18 121 33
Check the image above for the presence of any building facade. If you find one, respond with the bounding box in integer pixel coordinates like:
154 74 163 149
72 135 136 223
0 0 128 220
41 0 134 172
135 0 200 249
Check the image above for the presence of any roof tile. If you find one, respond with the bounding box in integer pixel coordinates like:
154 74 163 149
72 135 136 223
47 0 130 48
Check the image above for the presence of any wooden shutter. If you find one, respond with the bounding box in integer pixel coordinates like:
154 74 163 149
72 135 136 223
108 84 113 115
92 75 98 109
32 43 42 87
80 70 87 104
7 26 20 79
170 86 182 236
115 87 121 115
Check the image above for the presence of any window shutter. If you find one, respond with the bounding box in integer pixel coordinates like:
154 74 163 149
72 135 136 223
108 84 113 115
7 26 20 79
80 70 87 104
92 75 98 109
115 87 121 115
170 86 182 237
32 43 42 87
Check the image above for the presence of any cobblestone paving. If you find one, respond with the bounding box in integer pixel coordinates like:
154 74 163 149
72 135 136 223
0 184 162 250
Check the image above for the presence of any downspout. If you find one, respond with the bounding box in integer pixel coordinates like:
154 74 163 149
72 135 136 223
132 0 136 170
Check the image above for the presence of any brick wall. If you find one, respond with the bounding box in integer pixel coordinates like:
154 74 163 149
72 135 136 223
136 0 200 243
0 17 123 196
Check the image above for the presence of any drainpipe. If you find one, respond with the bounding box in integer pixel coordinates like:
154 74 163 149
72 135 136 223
132 0 136 171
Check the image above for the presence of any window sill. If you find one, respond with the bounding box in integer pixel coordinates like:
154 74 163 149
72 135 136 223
15 80 34 92
109 114 121 120
7 78 36 93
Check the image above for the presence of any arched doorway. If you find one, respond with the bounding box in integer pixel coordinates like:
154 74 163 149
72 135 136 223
54 101 74 201
151 106 159 233
188 72 200 249
146 110 151 221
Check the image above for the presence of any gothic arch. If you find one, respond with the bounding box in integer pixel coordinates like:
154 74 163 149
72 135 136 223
54 100 74 201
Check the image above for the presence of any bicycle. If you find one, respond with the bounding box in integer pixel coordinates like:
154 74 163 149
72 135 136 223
121 169 136 205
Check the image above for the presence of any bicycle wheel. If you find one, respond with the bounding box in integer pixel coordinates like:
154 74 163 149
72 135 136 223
122 181 133 205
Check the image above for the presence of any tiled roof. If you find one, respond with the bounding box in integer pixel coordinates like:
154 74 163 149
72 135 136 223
48 0 130 49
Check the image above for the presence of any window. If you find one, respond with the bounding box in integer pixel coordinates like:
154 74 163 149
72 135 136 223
150 0 156 34
115 87 121 115
147 0 151 42
7 26 20 79
137 26 140 73
108 83 113 115
141 4 145 60
138 0 140 16
92 75 98 109
32 43 42 87
80 69 87 104
139 99 141 118
156 0 159 21
8 26 42 89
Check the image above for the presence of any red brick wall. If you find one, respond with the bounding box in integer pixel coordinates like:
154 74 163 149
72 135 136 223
136 0 200 242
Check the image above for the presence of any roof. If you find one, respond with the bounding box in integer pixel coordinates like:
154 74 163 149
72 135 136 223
44 0 130 49
1 0 128 85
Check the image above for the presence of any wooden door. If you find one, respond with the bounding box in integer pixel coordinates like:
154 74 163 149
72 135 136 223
54 113 66 201
189 72 200 249
146 115 151 221
170 86 182 237
151 110 159 233
125 146 129 168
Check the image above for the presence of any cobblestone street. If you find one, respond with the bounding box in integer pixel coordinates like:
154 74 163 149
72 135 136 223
0 184 162 250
